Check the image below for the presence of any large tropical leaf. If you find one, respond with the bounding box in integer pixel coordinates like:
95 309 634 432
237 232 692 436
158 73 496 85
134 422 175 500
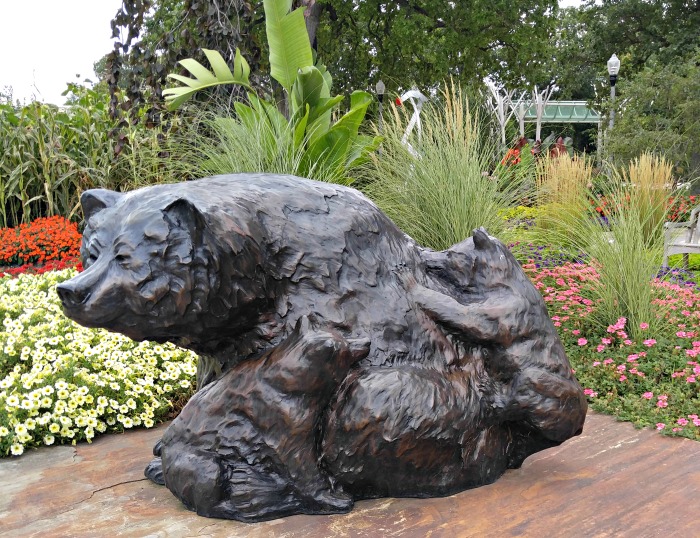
263 0 314 93
333 91 374 136
163 49 251 110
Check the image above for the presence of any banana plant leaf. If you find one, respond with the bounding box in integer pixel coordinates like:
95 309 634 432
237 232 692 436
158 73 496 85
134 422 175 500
163 49 251 110
263 0 314 93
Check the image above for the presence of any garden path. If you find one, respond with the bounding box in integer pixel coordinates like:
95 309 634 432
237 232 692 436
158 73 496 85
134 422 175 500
1 412 698 538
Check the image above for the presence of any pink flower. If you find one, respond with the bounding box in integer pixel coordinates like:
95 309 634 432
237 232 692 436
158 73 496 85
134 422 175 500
592 361 601 366
603 358 614 365
642 392 654 399
596 344 606 352
627 354 639 362
583 388 598 397
577 338 588 346
572 329 581 335
624 339 633 346
639 322 649 330
601 338 612 345
687 376 696 383
616 364 626 372
677 418 689 426
643 339 657 347
693 419 700 427
619 375 627 381
656 423 666 430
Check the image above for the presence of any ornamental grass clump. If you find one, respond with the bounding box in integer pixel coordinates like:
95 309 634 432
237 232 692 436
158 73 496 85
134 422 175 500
534 155 594 248
0 269 198 457
534 153 675 341
363 82 530 250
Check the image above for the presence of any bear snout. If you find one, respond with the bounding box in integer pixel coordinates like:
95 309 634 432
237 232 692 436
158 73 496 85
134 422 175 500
57 281 92 309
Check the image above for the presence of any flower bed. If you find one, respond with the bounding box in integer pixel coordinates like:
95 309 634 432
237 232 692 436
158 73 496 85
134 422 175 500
0 269 197 456
0 216 82 267
522 261 700 440
2 217 698 456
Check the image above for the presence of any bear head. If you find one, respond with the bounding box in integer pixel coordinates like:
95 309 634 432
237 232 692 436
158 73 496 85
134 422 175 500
57 188 253 344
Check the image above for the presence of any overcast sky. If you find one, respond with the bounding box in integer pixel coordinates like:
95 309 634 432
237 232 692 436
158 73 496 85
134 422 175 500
1 1 583 106
0 0 122 105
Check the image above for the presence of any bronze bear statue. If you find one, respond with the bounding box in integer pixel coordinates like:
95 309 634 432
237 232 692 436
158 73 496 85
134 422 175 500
57 173 587 522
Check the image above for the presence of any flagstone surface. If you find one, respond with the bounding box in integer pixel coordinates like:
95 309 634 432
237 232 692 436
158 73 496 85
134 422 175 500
2 412 699 537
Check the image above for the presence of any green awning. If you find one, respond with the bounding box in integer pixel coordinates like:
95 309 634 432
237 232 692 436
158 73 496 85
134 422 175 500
523 101 600 124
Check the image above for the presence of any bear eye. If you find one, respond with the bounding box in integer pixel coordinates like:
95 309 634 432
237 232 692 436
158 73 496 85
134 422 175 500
115 252 131 265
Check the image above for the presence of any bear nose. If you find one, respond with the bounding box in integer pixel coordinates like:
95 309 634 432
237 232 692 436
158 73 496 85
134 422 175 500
56 282 91 309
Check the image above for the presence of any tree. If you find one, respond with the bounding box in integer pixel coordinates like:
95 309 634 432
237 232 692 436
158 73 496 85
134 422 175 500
608 50 700 182
314 0 558 95
107 0 562 118
106 0 266 123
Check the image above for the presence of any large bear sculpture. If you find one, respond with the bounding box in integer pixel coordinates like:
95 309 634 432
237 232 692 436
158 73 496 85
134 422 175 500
57 173 587 522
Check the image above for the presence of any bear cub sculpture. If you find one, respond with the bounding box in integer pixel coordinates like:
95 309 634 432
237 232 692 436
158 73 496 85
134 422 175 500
58 173 587 522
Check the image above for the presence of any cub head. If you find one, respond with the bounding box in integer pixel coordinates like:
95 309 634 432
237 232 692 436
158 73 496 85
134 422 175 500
57 189 211 342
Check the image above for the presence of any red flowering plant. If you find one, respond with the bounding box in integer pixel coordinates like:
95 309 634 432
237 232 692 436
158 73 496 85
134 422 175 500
0 216 82 276
666 194 698 222
592 193 697 223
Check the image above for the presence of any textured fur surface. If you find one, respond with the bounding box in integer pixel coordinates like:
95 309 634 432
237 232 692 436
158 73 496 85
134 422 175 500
58 174 587 521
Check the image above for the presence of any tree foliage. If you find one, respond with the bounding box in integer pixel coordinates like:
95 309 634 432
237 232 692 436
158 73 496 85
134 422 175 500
314 0 558 95
106 0 266 123
608 51 700 182
107 0 562 117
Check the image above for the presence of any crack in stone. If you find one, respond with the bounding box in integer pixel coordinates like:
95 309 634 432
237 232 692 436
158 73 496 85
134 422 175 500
84 477 150 502
5 478 150 534
194 522 218 536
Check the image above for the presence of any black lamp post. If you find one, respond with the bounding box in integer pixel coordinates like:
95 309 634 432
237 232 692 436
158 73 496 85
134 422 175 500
607 54 620 130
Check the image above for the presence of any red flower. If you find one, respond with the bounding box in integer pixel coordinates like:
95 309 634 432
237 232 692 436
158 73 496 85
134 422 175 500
395 97 402 106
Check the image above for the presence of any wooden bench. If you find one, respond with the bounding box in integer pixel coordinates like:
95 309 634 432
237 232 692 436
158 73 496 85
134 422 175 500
663 206 700 268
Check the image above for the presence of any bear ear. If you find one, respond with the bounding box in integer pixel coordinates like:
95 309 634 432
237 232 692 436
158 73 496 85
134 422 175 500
81 189 123 220
163 198 206 233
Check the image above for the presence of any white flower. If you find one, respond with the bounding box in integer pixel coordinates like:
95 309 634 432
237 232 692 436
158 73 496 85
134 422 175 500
0 426 9 437
10 443 24 456
44 434 55 445
14 424 28 435
6 394 19 407
49 423 60 433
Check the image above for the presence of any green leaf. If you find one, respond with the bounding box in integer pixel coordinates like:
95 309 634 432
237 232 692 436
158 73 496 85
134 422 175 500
333 91 373 136
346 134 383 169
263 0 313 93
163 49 251 110
293 105 310 149
291 66 330 115
301 127 351 180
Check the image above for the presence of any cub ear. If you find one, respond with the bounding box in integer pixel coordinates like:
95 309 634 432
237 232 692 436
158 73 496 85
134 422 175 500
163 198 207 233
81 189 123 221
472 228 495 251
